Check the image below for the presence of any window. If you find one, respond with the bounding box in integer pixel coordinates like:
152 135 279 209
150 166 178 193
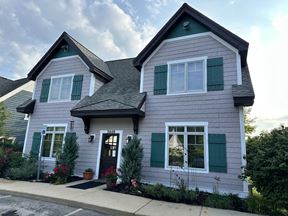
42 126 66 158
166 123 208 172
49 75 73 101
168 58 206 94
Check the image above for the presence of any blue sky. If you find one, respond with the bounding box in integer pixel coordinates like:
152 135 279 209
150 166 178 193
0 0 288 133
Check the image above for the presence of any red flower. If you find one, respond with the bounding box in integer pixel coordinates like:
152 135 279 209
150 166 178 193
53 167 59 173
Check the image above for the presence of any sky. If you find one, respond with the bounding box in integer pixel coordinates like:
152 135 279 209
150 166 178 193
0 0 287 134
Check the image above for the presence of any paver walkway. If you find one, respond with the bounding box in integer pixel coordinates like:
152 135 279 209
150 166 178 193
0 179 261 216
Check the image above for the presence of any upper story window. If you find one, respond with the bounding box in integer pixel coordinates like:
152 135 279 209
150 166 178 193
168 57 207 94
49 75 73 102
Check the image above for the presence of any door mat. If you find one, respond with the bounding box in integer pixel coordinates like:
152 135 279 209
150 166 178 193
67 181 105 190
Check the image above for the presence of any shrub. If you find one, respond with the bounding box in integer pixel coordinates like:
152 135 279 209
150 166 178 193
5 158 37 180
120 135 143 185
56 133 79 176
53 164 71 184
204 193 232 209
245 126 288 211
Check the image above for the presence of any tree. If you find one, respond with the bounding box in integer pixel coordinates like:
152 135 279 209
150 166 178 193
244 126 288 211
244 107 256 137
120 135 144 185
0 102 9 136
56 133 79 176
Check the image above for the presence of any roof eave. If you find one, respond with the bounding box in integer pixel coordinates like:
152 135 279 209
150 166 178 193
233 96 254 107
70 108 145 118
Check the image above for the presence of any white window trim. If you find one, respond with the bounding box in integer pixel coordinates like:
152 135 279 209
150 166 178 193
48 74 74 103
165 122 209 173
41 123 67 161
95 130 123 179
167 56 207 95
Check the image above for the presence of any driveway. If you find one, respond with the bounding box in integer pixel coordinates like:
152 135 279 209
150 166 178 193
0 194 108 216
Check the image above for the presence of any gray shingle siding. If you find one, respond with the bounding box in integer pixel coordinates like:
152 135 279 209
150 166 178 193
138 34 244 193
3 90 32 145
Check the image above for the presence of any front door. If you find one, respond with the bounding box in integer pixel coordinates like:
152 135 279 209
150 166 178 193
99 133 119 178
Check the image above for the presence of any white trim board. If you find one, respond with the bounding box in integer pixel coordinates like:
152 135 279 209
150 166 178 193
95 130 123 179
239 107 248 193
140 31 242 93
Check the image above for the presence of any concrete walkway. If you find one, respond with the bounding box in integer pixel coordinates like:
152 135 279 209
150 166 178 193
0 179 260 216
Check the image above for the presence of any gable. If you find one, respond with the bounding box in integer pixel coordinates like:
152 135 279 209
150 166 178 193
134 3 249 68
165 14 209 39
28 32 112 81
53 41 78 58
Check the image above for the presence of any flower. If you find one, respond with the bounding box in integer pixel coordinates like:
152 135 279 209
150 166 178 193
131 178 139 188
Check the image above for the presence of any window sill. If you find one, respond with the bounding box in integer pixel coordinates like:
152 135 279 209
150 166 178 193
47 99 72 103
165 166 209 174
41 157 56 161
167 90 207 96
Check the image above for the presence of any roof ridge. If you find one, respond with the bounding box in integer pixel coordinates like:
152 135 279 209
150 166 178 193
105 57 135 63
66 33 104 62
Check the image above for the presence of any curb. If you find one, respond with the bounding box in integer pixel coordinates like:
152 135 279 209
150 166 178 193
0 189 134 216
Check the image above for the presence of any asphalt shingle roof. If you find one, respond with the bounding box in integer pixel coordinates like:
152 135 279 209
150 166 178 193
71 58 146 114
232 66 255 98
0 77 29 97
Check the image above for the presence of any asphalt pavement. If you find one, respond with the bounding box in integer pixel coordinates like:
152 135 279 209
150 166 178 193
0 194 109 216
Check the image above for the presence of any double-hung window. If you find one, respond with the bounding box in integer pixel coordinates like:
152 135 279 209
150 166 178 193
42 126 66 159
166 123 208 172
168 57 206 94
49 75 73 101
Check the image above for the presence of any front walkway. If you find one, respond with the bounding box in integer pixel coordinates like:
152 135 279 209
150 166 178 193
0 179 261 216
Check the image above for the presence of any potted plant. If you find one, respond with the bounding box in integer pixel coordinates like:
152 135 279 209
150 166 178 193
102 166 117 189
83 168 94 180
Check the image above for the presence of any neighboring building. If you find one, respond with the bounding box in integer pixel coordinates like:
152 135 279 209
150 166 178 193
18 3 254 196
0 76 34 145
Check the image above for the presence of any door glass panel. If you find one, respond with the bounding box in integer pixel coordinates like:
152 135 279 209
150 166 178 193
42 134 53 157
53 134 64 157
104 135 118 158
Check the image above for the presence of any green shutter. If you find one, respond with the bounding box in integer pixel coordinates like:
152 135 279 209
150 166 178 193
207 57 224 91
40 79 51 102
30 132 41 158
151 133 165 167
71 75 83 100
208 134 227 173
154 65 167 95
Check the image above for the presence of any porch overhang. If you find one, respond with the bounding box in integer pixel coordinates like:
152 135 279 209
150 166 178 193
70 109 145 134
16 99 36 114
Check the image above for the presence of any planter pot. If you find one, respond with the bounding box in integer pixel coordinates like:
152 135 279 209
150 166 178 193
106 179 117 190
83 171 94 180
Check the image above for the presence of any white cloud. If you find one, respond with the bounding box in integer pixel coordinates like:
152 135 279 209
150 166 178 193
247 13 288 134
0 0 157 79
145 0 168 16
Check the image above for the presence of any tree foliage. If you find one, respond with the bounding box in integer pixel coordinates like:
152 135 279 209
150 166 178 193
56 133 79 176
0 102 9 136
244 107 256 137
120 135 143 185
245 126 288 211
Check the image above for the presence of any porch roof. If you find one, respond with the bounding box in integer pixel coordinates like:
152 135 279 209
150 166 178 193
16 98 36 114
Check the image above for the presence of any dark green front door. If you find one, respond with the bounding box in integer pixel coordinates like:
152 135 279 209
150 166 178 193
99 134 119 177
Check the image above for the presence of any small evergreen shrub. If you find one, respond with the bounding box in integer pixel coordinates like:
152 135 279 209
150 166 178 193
5 158 37 180
120 135 143 185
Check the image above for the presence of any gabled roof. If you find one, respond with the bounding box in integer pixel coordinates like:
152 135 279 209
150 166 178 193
0 76 30 97
134 3 249 68
28 32 112 81
71 58 146 117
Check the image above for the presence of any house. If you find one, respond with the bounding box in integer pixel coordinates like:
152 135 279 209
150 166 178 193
17 3 254 196
0 76 34 145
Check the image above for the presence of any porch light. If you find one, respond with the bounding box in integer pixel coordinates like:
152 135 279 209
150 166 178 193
70 120 74 131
